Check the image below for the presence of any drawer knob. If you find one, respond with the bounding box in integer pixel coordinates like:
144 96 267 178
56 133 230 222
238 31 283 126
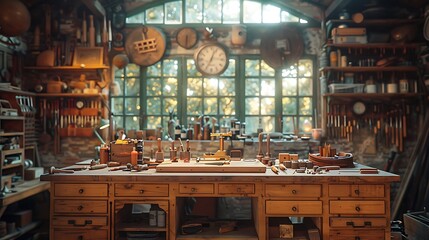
78 236 83 240
355 206 361 212
139 190 145 194
77 205 84 211
236 188 242 192
78 189 84 194
354 189 360 195
292 190 297 194
191 188 196 192
292 206 297 212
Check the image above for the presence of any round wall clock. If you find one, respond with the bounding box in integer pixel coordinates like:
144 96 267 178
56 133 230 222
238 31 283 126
193 42 229 76
176 27 198 49
352 101 366 115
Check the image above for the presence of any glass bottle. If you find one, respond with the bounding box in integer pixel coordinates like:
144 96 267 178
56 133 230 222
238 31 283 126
149 204 157 227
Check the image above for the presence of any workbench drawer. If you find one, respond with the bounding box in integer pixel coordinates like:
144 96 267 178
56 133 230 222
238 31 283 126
218 183 255 194
53 229 108 240
330 217 387 228
266 200 322 215
329 229 385 240
179 183 214 194
115 183 169 197
329 184 385 198
54 200 108 214
54 183 108 197
330 200 385 215
265 184 321 198
52 216 108 227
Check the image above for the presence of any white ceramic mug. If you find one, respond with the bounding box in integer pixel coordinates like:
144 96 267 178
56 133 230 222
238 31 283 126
387 83 398 93
365 84 377 93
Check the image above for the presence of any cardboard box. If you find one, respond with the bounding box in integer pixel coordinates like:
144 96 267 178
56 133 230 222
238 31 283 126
110 142 135 165
24 167 44 180
332 27 366 36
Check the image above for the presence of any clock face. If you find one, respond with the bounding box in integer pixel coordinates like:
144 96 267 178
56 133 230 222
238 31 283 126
194 43 228 76
352 101 366 115
176 27 198 49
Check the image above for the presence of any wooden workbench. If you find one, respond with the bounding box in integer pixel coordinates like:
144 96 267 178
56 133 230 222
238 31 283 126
41 161 399 240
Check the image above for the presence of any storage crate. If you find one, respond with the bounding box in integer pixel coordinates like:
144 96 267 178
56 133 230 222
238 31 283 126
328 84 364 93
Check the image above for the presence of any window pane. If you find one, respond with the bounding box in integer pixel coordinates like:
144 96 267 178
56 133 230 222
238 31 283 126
127 12 145 24
223 0 240 23
125 98 140 115
223 59 236 76
165 1 182 24
163 59 179 76
299 59 313 77
113 116 124 129
146 6 164 23
126 64 140 76
243 1 261 23
187 97 202 115
147 78 162 96
187 78 202 96
112 79 124 96
147 116 161 129
282 77 297 96
204 97 217 114
245 97 259 115
187 59 199 76
186 0 203 23
163 98 177 115
262 116 275 132
261 60 275 76
281 11 299 22
204 78 218 96
298 77 312 96
147 97 161 115
282 65 298 77
282 116 295 133
261 78 275 96
125 77 140 96
220 97 235 115
245 78 259 95
204 0 222 23
219 78 235 96
147 63 161 76
112 97 123 113
282 97 296 115
245 59 260 76
261 97 275 114
164 78 178 96
245 116 258 134
125 116 139 130
299 97 312 115
263 4 280 23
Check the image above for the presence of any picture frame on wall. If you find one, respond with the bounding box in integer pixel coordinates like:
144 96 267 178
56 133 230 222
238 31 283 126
72 47 103 67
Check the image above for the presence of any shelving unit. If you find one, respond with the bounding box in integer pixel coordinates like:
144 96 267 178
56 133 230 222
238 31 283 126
320 15 426 151
0 116 25 181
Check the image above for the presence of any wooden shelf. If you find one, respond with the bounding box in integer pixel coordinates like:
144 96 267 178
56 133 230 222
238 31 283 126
323 93 422 100
24 66 108 70
0 221 40 240
320 66 419 72
36 93 104 98
116 222 167 232
326 18 423 27
0 132 24 137
176 221 258 240
0 116 24 121
325 43 424 49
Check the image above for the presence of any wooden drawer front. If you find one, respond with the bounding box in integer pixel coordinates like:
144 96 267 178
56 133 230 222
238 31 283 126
330 200 385 215
55 183 108 197
330 217 387 228
218 183 255 194
266 201 322 215
54 200 108 214
115 183 169 197
53 216 108 227
53 229 108 240
329 185 385 198
330 229 385 240
265 184 321 198
179 183 214 194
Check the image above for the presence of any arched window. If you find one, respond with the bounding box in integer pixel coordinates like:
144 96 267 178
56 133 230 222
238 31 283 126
112 0 315 138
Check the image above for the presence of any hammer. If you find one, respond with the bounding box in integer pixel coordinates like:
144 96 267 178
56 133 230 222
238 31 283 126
49 166 74 174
